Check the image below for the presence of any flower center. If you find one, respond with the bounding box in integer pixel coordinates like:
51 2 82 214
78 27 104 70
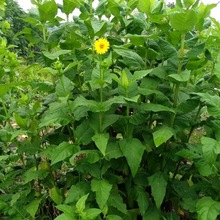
99 44 105 49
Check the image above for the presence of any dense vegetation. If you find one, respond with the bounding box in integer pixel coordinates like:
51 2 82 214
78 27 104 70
1 0 220 219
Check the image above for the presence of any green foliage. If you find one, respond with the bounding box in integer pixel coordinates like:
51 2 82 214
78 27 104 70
1 0 220 219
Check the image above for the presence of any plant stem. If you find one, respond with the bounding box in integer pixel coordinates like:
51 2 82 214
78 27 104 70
99 63 104 133
170 33 186 127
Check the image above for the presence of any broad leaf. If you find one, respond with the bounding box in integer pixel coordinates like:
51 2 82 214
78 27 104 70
153 126 175 147
76 194 89 212
91 179 112 209
43 50 71 60
196 197 220 220
148 172 167 208
168 70 191 83
92 133 109 156
170 10 198 32
49 187 63 205
119 138 145 177
26 199 41 218
56 75 74 97
38 0 58 23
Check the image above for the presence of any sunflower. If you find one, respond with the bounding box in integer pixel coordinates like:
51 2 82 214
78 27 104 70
94 38 110 55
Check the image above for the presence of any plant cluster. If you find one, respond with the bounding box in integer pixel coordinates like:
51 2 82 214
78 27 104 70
1 0 220 219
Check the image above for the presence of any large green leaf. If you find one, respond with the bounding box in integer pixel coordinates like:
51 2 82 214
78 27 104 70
168 70 191 83
62 0 81 15
65 182 90 204
108 191 127 214
170 10 198 32
196 197 220 220
56 75 74 97
140 103 175 114
148 172 167 208
135 187 149 216
26 199 42 218
153 126 175 147
42 142 80 165
91 179 112 209
42 50 71 60
38 0 58 23
85 208 102 219
119 138 145 177
49 187 63 205
113 48 145 70
137 0 155 14
92 133 109 156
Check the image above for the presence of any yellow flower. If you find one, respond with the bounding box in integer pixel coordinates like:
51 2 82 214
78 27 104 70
94 38 110 54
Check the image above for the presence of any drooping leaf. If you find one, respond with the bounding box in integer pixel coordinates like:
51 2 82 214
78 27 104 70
135 187 149 216
92 133 109 156
119 138 145 177
91 179 112 209
148 172 167 208
49 187 63 205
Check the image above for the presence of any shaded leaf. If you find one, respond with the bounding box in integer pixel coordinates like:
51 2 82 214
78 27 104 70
119 138 145 177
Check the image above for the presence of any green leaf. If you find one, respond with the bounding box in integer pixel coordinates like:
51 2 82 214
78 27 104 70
56 75 74 97
119 138 145 177
106 215 123 220
38 0 58 23
76 194 89 212
26 199 41 218
23 169 49 183
65 182 90 204
168 70 191 83
85 208 102 219
196 197 220 220
14 113 27 129
42 50 71 60
62 0 81 15
105 141 123 160
91 179 112 209
54 213 76 220
170 10 198 32
135 187 149 216
49 187 63 205
113 48 145 70
143 206 161 220
194 93 220 118
108 191 127 214
44 142 80 165
92 133 109 156
137 0 155 14
153 126 175 147
148 172 167 208
56 204 75 216
140 103 175 114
